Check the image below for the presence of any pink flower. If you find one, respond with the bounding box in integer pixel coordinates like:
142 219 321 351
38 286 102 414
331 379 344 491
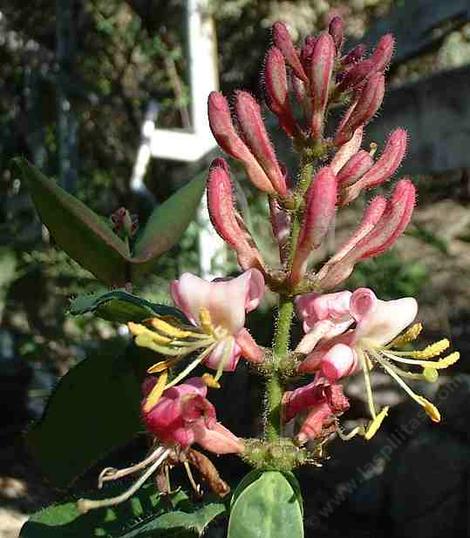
143 377 244 454
170 269 265 371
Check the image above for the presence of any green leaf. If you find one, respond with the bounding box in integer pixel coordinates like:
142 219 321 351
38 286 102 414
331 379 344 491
26 340 142 487
131 174 205 277
228 471 304 538
69 289 187 323
14 158 130 286
20 485 226 537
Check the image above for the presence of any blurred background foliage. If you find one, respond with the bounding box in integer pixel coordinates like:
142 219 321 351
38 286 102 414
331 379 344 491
2 0 470 536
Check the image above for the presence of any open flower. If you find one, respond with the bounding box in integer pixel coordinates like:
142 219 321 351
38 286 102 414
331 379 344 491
142 376 244 455
298 288 459 436
129 269 265 389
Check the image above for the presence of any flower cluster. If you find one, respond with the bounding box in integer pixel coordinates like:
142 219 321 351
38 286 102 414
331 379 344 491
84 17 458 511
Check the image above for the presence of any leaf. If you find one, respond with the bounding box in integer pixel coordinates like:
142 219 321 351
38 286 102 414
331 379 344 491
69 289 187 324
228 471 304 538
131 174 205 278
26 340 142 487
20 485 226 537
14 158 131 286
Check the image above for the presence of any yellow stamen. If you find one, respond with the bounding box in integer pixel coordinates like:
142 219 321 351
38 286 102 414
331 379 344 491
364 406 389 440
422 351 460 369
149 317 201 339
128 322 172 344
147 357 181 374
202 373 220 389
199 307 215 336
423 367 438 383
143 371 168 413
387 323 422 348
416 396 441 422
405 339 450 359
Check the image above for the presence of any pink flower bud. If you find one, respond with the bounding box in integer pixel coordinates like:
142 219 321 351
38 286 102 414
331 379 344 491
207 159 264 271
300 36 317 69
310 33 335 138
272 22 308 82
341 43 366 66
337 149 374 187
328 16 344 53
269 197 291 264
208 92 275 194
341 128 407 204
234 91 287 197
336 58 376 92
290 167 337 285
335 73 385 146
330 126 364 173
264 47 297 137
353 178 415 260
370 33 395 73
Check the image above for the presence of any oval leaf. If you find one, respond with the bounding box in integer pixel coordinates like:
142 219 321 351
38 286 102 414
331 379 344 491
26 340 142 487
69 289 187 323
131 174 205 277
14 158 130 286
228 471 304 538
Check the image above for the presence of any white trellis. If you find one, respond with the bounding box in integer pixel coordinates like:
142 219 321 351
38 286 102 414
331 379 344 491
130 0 224 279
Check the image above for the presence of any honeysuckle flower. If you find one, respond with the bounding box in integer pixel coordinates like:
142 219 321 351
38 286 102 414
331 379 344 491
295 290 353 354
299 288 459 437
282 378 349 445
142 376 244 455
129 269 265 391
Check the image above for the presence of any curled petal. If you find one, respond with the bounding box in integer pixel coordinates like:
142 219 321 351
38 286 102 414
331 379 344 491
171 269 265 334
235 328 264 364
351 288 418 345
193 422 245 455
204 338 241 372
207 160 264 271
283 378 326 422
235 91 287 196
321 343 358 381
208 92 274 193
272 22 308 82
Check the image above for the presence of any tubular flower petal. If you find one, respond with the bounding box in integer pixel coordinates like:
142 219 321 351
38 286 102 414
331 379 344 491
208 91 275 193
290 167 338 285
207 159 265 272
310 32 335 138
264 47 298 137
234 91 288 197
272 22 308 82
328 16 344 53
143 377 243 454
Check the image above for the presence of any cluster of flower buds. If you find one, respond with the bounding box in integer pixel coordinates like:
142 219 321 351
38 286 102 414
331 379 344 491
110 207 138 239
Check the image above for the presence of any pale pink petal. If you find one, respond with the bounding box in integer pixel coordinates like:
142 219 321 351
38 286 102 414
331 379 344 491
204 338 241 372
235 328 264 364
296 290 352 332
193 422 245 455
351 288 418 345
321 343 358 381
171 269 265 334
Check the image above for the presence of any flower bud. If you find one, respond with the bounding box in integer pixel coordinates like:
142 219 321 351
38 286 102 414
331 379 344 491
269 197 291 264
337 149 374 187
341 43 366 66
207 159 264 271
290 167 337 285
336 58 376 93
310 33 335 139
370 33 395 73
341 128 407 204
328 16 344 53
234 91 287 196
208 92 275 193
330 126 364 173
300 36 317 70
272 22 308 82
264 47 297 137
335 73 385 146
